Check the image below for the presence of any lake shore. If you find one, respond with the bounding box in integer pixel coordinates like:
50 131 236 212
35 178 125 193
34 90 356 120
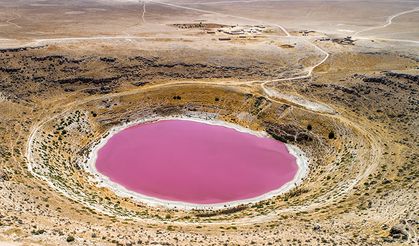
84 115 309 210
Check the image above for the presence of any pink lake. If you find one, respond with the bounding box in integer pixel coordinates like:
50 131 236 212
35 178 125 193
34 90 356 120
95 120 298 205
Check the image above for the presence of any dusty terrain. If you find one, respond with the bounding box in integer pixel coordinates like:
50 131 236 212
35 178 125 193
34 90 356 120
0 0 418 245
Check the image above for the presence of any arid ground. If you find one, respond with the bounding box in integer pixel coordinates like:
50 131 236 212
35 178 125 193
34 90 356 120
0 0 418 245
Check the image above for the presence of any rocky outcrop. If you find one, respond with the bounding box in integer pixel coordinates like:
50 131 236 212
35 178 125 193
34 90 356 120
265 123 313 143
385 72 419 83
362 77 392 85
54 76 120 85
389 224 409 240
0 67 20 73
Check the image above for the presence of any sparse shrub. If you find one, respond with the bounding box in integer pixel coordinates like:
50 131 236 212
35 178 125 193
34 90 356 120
167 225 175 231
66 235 75 242
31 229 46 235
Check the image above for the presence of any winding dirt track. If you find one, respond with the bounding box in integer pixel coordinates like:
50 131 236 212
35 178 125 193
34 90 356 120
139 0 147 23
3 13 22 29
354 7 419 37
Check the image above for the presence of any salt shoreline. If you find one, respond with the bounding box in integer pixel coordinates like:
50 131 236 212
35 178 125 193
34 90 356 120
84 115 309 210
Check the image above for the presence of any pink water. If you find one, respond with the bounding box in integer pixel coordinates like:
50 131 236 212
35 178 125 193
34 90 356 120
95 120 298 204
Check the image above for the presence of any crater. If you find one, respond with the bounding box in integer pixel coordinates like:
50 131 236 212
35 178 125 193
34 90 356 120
27 84 364 219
